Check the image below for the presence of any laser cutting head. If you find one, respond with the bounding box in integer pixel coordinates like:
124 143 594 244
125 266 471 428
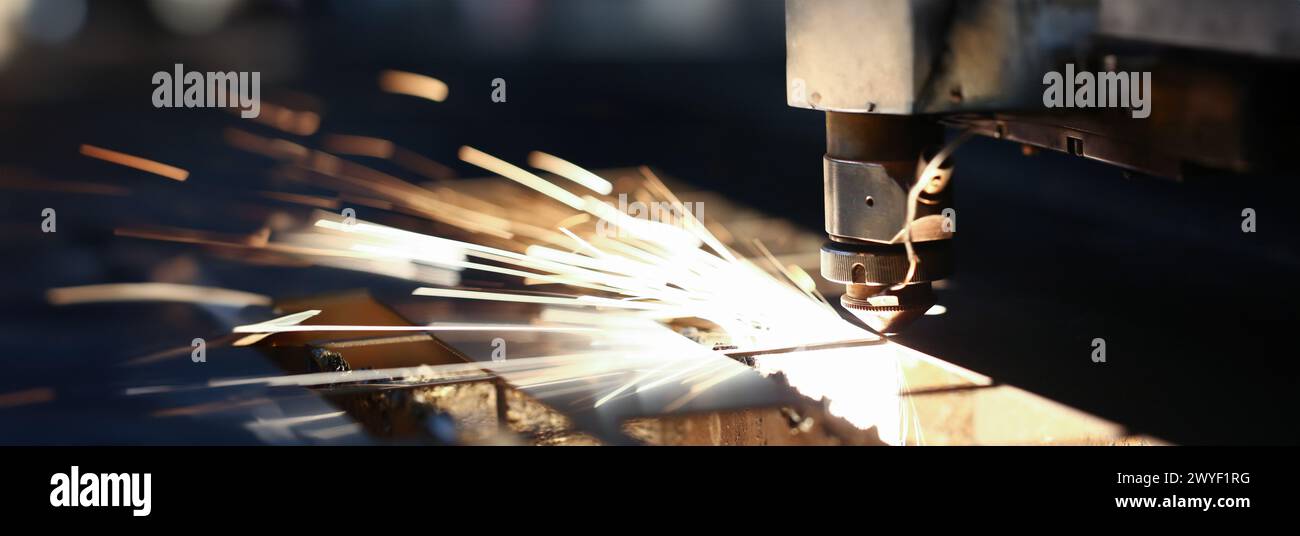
816 112 953 334
785 0 1300 335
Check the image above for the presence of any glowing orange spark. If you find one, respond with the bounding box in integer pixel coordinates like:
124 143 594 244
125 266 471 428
79 144 189 181
379 70 449 102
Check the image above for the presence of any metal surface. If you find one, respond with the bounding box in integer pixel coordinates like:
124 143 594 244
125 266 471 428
268 293 804 445
824 157 910 242
787 0 1297 115
941 51 1287 179
1100 0 1300 60
786 0 1097 114
786 0 948 113
824 156 958 244
823 113 947 244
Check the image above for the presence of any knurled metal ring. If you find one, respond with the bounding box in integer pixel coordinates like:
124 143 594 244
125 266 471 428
820 240 951 285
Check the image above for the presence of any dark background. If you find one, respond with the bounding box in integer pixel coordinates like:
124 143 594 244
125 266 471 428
0 0 1296 444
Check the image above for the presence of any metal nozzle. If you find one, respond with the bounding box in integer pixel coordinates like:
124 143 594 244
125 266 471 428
820 239 948 334
840 281 936 335
819 112 952 335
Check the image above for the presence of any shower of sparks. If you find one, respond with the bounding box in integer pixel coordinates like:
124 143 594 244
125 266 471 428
79 144 189 181
40 76 964 446
303 147 912 441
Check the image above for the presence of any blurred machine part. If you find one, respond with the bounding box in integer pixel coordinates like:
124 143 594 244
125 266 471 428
786 0 1300 333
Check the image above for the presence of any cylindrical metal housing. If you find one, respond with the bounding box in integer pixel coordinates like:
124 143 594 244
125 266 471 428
824 112 946 245
820 112 953 334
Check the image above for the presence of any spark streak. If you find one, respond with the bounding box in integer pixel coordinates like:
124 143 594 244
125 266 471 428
47 283 271 307
79 144 189 181
527 151 614 195
379 70 449 102
232 322 596 334
459 146 586 210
